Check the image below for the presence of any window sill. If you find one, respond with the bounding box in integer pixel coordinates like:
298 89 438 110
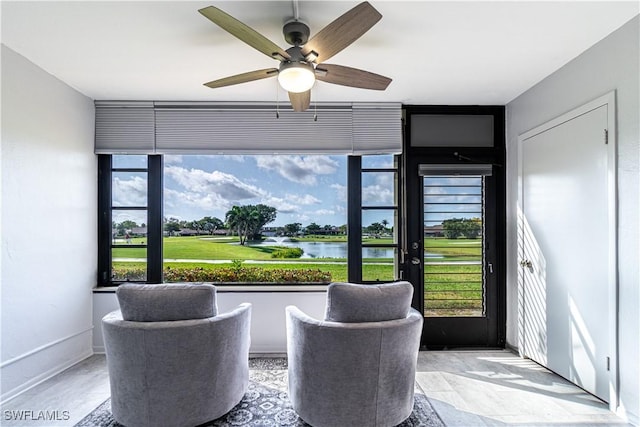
93 283 329 293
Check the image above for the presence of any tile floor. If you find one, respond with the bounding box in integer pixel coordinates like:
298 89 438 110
0 350 632 426
415 350 631 426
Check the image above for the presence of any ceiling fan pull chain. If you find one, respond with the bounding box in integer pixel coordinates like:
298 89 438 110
275 79 280 119
313 95 317 122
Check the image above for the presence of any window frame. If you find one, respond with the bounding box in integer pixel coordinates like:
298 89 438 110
97 155 163 285
98 154 400 286
348 156 402 283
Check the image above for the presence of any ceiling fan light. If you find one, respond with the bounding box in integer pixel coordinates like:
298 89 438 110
278 62 315 93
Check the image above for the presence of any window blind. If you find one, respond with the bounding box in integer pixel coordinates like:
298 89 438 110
418 164 493 176
95 101 155 154
94 101 402 155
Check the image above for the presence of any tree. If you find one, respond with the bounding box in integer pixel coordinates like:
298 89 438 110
199 216 224 234
366 222 385 236
225 204 277 245
250 204 277 240
164 217 181 234
284 222 302 237
117 220 138 236
442 218 481 239
226 206 252 245
305 222 321 235
442 218 463 239
462 217 482 239
381 219 389 231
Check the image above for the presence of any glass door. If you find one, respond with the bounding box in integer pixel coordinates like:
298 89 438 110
423 171 484 317
405 162 502 348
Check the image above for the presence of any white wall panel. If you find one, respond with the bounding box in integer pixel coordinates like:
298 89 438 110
93 289 328 354
1 45 96 403
506 16 639 423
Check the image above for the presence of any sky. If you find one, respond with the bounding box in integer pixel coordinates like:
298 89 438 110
112 154 397 228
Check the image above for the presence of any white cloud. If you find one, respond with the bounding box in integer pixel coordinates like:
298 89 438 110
164 155 183 165
164 188 233 212
113 176 147 206
286 193 321 205
260 196 299 214
330 183 347 202
362 185 394 205
112 210 146 225
295 214 311 223
314 209 335 216
254 155 338 185
222 155 246 162
165 165 265 202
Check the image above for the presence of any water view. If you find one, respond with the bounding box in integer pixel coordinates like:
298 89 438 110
253 237 393 259
253 237 442 259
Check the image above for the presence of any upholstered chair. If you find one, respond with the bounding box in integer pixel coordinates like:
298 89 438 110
286 281 423 427
102 283 251 427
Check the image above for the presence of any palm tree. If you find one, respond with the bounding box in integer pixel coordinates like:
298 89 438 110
225 206 243 243
381 219 389 232
225 205 260 245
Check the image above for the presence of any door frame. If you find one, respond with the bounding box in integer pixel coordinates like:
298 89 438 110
403 105 506 349
517 91 618 409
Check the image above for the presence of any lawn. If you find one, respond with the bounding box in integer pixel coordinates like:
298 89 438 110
425 238 482 261
114 236 478 260
112 235 484 315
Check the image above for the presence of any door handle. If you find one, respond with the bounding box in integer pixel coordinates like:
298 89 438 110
520 259 532 268
411 257 421 265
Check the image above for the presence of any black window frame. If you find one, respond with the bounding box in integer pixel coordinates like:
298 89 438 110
98 154 400 287
97 155 163 285
347 155 402 283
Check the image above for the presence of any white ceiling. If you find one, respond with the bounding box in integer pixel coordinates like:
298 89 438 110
2 1 638 105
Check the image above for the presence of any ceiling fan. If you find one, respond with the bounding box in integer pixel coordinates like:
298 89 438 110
199 1 391 112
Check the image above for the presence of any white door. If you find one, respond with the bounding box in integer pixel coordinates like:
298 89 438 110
519 97 615 402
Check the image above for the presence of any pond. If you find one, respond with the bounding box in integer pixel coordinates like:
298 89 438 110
253 238 442 259
252 238 391 259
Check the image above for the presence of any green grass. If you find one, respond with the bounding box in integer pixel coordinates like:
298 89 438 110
113 236 481 261
425 237 481 260
425 260 483 316
114 236 280 260
112 236 484 314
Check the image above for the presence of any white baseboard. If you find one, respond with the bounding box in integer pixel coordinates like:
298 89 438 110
1 329 93 405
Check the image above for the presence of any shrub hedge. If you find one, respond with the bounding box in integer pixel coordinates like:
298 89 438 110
112 265 331 284
270 247 304 258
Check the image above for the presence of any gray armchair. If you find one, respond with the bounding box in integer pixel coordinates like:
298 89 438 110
102 284 251 427
286 281 423 427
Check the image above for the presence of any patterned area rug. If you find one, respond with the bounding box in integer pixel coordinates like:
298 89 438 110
75 359 444 427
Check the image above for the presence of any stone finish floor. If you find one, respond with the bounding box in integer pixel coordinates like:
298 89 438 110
0 350 632 426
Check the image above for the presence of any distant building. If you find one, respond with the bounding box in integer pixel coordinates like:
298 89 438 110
130 227 147 236
178 228 229 237
424 224 444 237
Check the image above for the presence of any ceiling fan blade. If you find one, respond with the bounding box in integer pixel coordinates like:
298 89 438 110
288 91 311 112
199 6 290 61
315 64 391 90
301 2 381 63
204 68 278 89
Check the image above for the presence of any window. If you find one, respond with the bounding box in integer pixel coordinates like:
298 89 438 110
98 155 162 285
162 154 348 283
359 155 400 282
423 175 484 316
98 153 400 286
